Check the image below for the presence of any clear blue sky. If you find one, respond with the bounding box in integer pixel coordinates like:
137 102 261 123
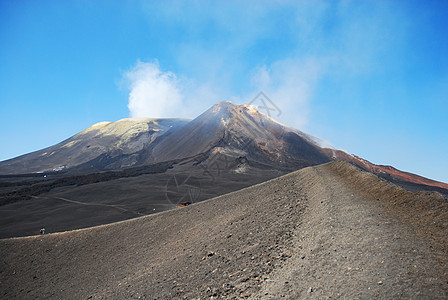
1 0 447 183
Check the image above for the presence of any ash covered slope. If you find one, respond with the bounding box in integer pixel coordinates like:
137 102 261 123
149 101 330 169
0 118 189 174
1 161 447 299
323 148 448 191
0 101 332 239
0 101 331 174
1 100 446 192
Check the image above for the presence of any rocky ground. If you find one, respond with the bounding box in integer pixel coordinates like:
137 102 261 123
1 161 447 299
0 158 284 239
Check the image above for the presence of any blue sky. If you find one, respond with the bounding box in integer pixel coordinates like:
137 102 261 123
0 0 447 183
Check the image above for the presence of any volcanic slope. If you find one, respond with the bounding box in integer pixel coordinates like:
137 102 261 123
0 101 333 238
1 161 447 299
149 101 330 169
0 118 189 175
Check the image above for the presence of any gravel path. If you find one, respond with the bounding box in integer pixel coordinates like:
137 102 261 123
1 161 447 299
254 162 448 299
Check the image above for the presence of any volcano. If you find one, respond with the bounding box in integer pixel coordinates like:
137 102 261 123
0 101 331 174
0 117 189 175
0 101 446 238
1 101 448 298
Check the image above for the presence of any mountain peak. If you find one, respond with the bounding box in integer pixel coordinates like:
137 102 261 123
2 100 446 192
207 101 282 126
209 100 238 115
207 100 263 121
214 100 234 106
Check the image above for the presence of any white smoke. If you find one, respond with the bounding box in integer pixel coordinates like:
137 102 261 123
124 60 183 118
249 58 324 129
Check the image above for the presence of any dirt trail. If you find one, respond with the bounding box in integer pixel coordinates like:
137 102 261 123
0 161 447 299
255 162 448 299
32 195 146 216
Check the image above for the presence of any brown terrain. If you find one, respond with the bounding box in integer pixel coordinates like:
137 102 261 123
1 161 447 299
324 149 448 190
1 101 447 240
